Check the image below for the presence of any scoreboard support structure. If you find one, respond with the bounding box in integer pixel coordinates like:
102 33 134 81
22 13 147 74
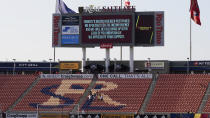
82 47 86 72
130 46 134 72
105 49 110 73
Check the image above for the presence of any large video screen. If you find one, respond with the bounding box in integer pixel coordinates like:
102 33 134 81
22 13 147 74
135 15 154 45
81 13 134 46
135 12 164 46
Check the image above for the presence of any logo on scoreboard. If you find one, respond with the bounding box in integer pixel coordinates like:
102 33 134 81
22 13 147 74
62 26 79 35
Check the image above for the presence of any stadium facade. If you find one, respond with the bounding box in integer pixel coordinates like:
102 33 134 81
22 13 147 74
1 60 210 74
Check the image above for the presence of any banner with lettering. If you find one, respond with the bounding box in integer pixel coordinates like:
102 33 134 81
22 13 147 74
98 74 152 79
6 113 37 118
40 74 93 79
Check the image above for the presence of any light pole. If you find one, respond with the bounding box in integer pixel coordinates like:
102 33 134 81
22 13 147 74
187 58 190 74
104 58 107 73
114 58 117 73
13 59 16 75
147 58 151 73
49 59 52 74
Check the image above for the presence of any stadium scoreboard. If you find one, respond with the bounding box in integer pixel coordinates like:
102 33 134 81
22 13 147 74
52 11 164 47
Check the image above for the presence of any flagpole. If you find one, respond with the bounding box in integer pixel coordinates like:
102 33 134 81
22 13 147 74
120 0 123 61
189 0 201 61
190 11 192 61
54 0 58 62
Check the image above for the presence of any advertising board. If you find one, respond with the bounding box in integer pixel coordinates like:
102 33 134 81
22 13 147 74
0 62 59 71
154 11 164 46
144 62 165 69
40 74 93 79
52 14 81 47
62 26 79 35
81 12 134 46
62 15 79 25
61 35 79 44
39 113 69 118
98 74 152 79
60 62 81 70
192 61 210 66
6 113 37 118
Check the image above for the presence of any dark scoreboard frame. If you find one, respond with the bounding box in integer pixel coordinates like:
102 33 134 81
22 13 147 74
52 11 164 47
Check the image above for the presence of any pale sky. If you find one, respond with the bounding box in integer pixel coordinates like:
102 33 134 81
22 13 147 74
0 0 209 62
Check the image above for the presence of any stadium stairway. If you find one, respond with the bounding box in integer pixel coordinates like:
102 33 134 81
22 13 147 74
198 83 210 113
7 75 41 112
71 74 98 113
78 75 153 114
139 74 158 114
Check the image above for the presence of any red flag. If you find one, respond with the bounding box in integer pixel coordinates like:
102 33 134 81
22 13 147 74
190 0 201 25
125 0 130 7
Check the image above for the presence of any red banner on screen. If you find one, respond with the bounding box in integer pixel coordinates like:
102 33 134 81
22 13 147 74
53 15 61 46
100 43 113 48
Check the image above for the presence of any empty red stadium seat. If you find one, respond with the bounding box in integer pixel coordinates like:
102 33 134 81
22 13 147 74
0 75 38 112
146 74 210 113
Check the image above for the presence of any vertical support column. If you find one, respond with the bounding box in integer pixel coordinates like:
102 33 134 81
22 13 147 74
105 48 110 73
53 47 56 62
129 46 134 73
82 47 86 72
